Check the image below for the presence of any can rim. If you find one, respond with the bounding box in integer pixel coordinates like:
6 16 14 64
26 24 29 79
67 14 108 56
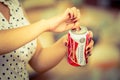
70 26 87 35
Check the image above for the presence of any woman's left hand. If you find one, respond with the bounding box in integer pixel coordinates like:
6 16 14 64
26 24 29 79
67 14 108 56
86 31 94 57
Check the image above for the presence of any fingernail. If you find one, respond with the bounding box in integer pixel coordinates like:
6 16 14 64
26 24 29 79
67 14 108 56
72 28 76 30
88 53 91 56
68 13 71 18
87 47 90 50
65 42 67 47
89 37 93 43
87 52 91 56
87 51 90 54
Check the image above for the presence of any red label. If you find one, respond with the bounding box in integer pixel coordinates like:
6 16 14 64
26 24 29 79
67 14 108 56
67 32 90 67
68 33 80 66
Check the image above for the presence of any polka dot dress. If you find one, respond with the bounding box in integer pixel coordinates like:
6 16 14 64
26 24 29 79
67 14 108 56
0 0 37 80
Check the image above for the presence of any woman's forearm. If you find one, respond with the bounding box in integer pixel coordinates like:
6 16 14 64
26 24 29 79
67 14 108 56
0 20 48 54
30 36 67 73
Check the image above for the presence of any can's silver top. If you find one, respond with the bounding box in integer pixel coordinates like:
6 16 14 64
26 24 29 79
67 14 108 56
70 26 87 34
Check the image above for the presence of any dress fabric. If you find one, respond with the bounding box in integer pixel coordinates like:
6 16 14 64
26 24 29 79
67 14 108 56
0 0 37 80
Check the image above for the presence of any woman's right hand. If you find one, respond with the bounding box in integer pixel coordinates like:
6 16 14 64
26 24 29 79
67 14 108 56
47 7 81 32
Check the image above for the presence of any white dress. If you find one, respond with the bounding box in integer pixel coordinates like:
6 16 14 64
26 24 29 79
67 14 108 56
0 0 37 80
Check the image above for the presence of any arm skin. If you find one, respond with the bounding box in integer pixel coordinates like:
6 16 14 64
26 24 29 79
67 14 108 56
29 35 67 73
0 20 48 54
0 7 80 55
29 31 94 73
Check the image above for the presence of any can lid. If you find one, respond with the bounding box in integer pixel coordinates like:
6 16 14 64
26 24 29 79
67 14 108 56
70 26 87 34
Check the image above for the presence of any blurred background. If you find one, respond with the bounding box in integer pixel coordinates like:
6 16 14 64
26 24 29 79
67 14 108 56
21 0 120 80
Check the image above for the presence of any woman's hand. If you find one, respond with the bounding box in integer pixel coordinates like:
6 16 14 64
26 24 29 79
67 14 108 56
86 31 94 57
47 7 80 32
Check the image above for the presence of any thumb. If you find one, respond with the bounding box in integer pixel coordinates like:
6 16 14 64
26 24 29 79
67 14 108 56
88 31 93 38
62 8 71 21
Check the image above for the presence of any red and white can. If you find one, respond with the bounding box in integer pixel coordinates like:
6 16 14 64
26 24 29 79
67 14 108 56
67 26 90 67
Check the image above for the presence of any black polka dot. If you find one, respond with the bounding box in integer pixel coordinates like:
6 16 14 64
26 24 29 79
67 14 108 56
14 76 16 78
16 9 18 12
13 17 15 19
7 77 10 79
22 60 24 62
10 14 12 16
2 73 5 75
10 72 13 74
31 43 33 45
20 67 23 70
30 51 32 54
13 59 15 61
16 19 19 21
9 2 12 5
16 63 18 65
2 64 5 66
14 50 16 53
24 73 26 75
26 54 28 57
10 63 12 66
6 68 9 71
21 17 23 19
2 19 5 21
20 75 22 77
6 59 9 62
2 55 5 58
8 27 10 29
27 47 30 50
17 55 20 58
10 55 13 57
13 68 16 70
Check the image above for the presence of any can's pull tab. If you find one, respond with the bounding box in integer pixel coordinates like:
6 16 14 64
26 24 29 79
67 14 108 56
72 27 81 31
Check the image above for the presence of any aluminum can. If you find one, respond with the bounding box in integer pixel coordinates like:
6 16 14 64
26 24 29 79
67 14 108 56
67 26 90 66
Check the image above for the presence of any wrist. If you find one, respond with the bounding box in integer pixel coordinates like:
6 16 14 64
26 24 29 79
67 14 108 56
47 15 64 32
38 19 50 32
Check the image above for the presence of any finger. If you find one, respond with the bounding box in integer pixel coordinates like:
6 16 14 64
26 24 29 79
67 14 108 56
88 31 93 38
86 40 94 50
72 9 80 28
70 16 78 23
63 8 72 20
70 9 80 23
65 23 75 30
71 7 77 19
73 9 80 21
68 8 74 19
86 50 92 57
86 47 93 53
87 52 92 56
76 19 81 27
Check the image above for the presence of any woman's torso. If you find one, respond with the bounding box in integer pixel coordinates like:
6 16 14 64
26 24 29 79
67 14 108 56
0 0 36 80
